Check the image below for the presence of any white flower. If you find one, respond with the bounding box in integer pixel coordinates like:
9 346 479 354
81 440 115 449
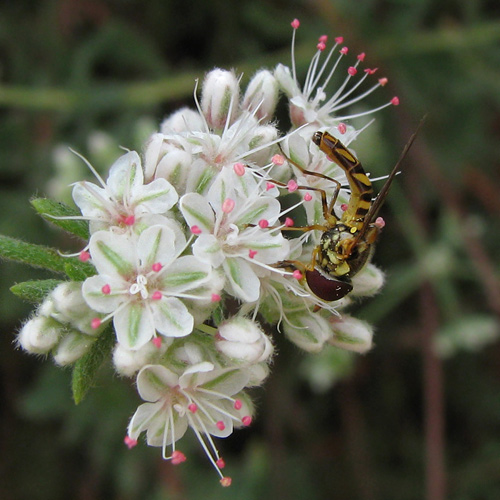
275 20 399 129
82 223 214 350
72 150 178 233
127 362 253 485
180 168 290 302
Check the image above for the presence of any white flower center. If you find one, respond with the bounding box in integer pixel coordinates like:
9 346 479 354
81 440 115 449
129 274 149 299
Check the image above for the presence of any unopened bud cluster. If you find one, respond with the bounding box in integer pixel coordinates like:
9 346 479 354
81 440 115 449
16 19 398 486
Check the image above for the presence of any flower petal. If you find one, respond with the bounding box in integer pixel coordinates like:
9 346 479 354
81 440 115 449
107 151 144 198
132 178 178 215
151 297 194 338
223 257 260 302
82 275 126 313
89 231 136 278
114 301 155 350
137 224 177 270
179 193 215 233
160 255 212 294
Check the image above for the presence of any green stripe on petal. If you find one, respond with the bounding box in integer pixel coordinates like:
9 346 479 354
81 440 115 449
163 271 208 288
127 302 144 347
195 166 217 194
182 204 214 231
236 203 270 225
96 240 134 276
226 258 243 289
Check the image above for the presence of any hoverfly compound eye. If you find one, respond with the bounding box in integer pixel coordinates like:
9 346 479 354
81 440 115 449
305 268 353 302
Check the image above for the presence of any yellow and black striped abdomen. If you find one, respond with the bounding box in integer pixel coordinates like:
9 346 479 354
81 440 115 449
312 131 373 229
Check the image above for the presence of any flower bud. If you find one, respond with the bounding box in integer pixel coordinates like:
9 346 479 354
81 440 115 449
283 312 332 353
242 70 279 122
18 316 62 354
351 264 385 297
50 282 90 322
216 317 273 364
113 340 169 377
328 316 373 354
160 107 205 134
201 69 239 130
52 331 96 366
246 124 279 166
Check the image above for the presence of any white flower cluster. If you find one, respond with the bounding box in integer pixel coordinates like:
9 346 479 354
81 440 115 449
18 19 398 486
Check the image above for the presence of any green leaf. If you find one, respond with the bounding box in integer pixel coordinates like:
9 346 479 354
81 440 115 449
31 198 89 240
64 260 96 281
10 279 63 302
0 234 67 273
71 327 115 404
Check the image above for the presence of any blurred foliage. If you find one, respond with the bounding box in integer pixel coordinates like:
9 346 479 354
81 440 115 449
1 0 500 499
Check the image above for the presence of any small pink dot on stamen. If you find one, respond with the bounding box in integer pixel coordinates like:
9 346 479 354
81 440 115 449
391 96 400 106
266 182 275 191
190 225 202 235
379 77 388 86
79 251 90 262
317 41 326 51
271 154 284 166
242 416 252 426
188 403 198 413
124 436 138 449
338 123 347 135
222 198 235 214
151 291 162 301
233 162 245 176
293 270 303 280
364 67 378 75
234 399 242 410
216 421 226 431
216 458 226 469
101 284 111 295
291 18 300 29
152 262 162 272
335 36 344 44
258 219 269 229
375 216 386 228
319 35 328 44
340 46 349 55
152 337 162 349
248 249 257 259
124 215 135 226
357 52 366 61
341 203 348 212
304 193 312 202
91 318 101 330
171 450 187 465
285 217 294 227
220 477 232 487
348 66 357 76
287 179 298 192
211 293 221 303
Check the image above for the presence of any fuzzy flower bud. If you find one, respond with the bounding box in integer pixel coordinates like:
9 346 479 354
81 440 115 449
113 339 170 377
160 107 205 134
351 264 385 297
52 331 96 366
216 317 273 364
201 69 240 130
242 70 279 122
328 316 374 354
18 316 62 354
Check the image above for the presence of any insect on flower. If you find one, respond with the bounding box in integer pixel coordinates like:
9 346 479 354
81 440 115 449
278 120 424 302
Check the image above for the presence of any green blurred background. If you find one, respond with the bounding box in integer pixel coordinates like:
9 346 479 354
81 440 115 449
1 1 500 499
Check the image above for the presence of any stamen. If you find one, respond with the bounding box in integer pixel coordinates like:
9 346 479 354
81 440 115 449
234 400 242 410
340 46 348 55
152 291 162 300
222 198 235 214
171 450 187 465
152 262 163 272
347 66 357 76
216 458 226 469
220 477 232 487
124 435 138 449
285 217 294 227
191 225 202 235
79 251 90 262
391 96 400 105
304 193 312 202
293 270 303 280
271 154 285 165
216 421 226 431
233 162 245 176
152 337 162 349
242 416 252 426
188 403 198 413
337 123 347 134
248 249 257 259
258 219 269 228
123 215 135 226
101 284 111 295
211 293 221 302
287 179 298 192
91 318 102 329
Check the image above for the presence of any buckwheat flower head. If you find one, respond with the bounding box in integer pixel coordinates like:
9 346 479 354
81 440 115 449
82 223 215 349
127 362 254 486
72 150 178 234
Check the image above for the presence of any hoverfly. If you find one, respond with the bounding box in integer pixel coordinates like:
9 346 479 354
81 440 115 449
278 122 422 302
